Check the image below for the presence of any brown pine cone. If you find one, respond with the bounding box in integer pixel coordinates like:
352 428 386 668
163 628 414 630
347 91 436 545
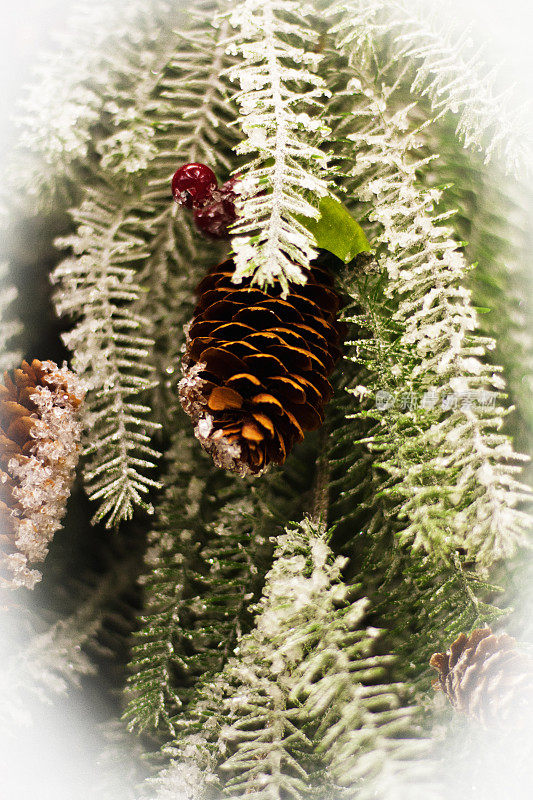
0 359 84 590
178 252 346 476
430 627 533 728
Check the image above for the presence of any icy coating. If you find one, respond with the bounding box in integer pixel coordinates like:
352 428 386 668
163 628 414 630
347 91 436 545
1 361 85 590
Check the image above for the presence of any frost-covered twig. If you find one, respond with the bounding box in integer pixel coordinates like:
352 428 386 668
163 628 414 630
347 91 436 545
226 0 330 292
0 558 136 732
332 0 533 176
14 0 176 203
336 72 531 567
0 262 22 373
53 190 161 527
154 519 437 799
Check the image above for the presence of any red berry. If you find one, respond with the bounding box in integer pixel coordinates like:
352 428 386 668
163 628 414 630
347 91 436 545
171 163 218 208
193 190 237 239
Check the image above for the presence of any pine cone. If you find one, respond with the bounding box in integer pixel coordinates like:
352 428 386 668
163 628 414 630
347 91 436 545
430 628 533 728
0 359 84 590
179 252 346 476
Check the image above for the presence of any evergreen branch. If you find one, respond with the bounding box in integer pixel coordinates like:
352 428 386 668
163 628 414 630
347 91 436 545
124 424 267 737
226 0 331 293
422 122 533 448
0 261 23 372
0 560 135 731
156 520 438 799
149 735 220 800
52 188 162 527
130 6 237 420
210 519 335 798
333 69 531 568
290 593 439 798
332 0 532 175
13 0 177 205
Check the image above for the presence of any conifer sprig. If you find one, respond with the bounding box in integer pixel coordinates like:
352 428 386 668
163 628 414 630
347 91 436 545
0 262 22 372
335 74 531 567
226 0 331 293
124 427 259 736
155 519 439 799
53 189 162 527
15 0 176 204
125 3 237 421
332 0 533 176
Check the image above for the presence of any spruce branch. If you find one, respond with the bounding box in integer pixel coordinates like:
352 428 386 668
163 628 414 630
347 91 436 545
334 70 531 568
52 188 162 527
124 423 267 737
291 592 439 798
14 0 178 205
154 519 439 799
131 5 237 420
0 558 136 731
226 0 331 293
423 125 533 447
0 262 22 372
332 0 533 175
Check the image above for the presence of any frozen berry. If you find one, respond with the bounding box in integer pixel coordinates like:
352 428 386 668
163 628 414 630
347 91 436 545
171 163 218 208
193 191 237 239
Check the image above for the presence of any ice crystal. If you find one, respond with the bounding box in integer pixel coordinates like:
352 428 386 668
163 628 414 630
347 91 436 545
0 361 84 590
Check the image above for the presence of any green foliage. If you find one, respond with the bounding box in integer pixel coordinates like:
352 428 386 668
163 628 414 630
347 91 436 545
124 423 270 737
328 63 531 568
297 195 371 263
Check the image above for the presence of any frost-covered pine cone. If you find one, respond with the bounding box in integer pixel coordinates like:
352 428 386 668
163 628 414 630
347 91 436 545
430 628 533 728
0 359 84 590
178 252 346 476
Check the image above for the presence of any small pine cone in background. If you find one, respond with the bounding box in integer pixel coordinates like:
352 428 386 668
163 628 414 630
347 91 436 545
430 627 533 728
179 252 346 476
0 359 85 590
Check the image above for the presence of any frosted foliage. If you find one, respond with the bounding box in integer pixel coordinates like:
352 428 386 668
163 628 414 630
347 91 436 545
156 519 437 797
0 564 134 736
333 0 532 176
52 194 162 527
152 746 217 800
227 0 330 294
341 77 531 567
144 7 237 201
16 0 170 191
1 362 84 590
184 519 344 798
0 262 22 372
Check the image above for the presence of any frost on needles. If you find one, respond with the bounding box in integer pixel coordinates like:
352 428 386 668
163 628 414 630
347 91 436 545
49 0 237 525
332 67 531 569
154 519 438 800
226 0 331 293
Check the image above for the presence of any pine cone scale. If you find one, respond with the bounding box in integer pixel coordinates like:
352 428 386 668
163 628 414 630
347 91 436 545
179 253 345 476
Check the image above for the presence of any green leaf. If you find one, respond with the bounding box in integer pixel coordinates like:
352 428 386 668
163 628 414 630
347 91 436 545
297 195 371 262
